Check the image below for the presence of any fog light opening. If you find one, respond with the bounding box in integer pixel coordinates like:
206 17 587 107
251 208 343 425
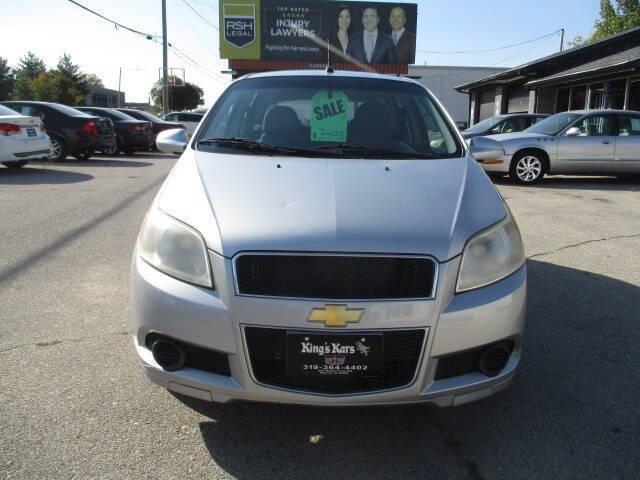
151 339 186 371
478 343 511 377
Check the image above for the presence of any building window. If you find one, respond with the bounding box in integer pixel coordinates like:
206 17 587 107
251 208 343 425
557 87 570 111
628 78 640 111
606 79 627 109
570 85 587 110
588 82 605 109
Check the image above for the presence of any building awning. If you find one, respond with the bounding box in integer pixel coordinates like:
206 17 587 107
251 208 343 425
526 45 640 87
454 26 640 92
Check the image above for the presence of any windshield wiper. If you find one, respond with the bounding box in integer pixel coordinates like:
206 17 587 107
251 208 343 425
313 143 435 159
197 137 337 157
197 137 282 155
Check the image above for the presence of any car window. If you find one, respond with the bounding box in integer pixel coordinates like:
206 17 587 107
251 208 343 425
465 116 503 134
525 112 583 136
182 113 203 122
501 117 526 133
0 104 20 115
48 103 92 117
616 115 640 136
573 115 614 136
165 113 177 121
197 75 462 158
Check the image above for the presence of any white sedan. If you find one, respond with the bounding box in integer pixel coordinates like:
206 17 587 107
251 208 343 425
0 104 50 168
162 111 204 138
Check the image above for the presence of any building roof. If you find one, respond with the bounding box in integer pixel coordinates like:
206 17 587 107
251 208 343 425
526 45 640 87
455 26 640 92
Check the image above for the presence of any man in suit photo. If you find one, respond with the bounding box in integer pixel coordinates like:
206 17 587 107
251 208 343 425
389 6 416 64
347 7 397 64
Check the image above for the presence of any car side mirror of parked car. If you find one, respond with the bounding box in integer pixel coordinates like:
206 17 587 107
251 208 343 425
156 128 188 155
565 127 581 137
467 136 504 161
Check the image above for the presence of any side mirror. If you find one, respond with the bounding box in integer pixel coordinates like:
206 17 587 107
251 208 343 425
565 127 581 137
467 136 504 161
156 128 188 154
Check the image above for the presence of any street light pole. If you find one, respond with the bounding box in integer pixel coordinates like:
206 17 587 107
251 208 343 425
560 28 565 52
162 0 169 115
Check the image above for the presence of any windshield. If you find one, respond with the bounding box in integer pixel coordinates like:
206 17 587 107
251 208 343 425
196 75 462 158
464 116 503 133
0 104 19 116
524 112 583 136
127 110 162 122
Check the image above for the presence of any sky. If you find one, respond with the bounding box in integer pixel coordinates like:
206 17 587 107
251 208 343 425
4 0 601 107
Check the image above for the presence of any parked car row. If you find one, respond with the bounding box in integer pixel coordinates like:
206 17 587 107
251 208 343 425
464 110 640 184
0 100 193 165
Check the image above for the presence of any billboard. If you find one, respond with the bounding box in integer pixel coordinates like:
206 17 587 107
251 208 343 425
220 0 417 64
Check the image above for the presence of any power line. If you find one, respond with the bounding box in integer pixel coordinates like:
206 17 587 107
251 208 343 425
65 0 161 40
180 0 219 31
418 30 561 54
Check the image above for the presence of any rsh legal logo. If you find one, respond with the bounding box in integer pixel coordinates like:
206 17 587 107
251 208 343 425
223 4 256 48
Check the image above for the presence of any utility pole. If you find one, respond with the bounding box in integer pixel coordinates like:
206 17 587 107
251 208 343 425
118 66 122 107
162 0 169 115
560 28 565 52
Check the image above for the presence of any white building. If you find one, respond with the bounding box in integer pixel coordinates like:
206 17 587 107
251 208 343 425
409 65 508 128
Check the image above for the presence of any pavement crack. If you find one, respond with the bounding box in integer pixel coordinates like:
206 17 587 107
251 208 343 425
528 232 640 259
0 330 131 354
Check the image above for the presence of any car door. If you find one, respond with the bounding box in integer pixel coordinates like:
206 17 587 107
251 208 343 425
556 114 616 173
612 114 640 173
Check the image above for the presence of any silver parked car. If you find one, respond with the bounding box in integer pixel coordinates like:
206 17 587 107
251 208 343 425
131 70 526 408
474 109 640 184
460 113 548 140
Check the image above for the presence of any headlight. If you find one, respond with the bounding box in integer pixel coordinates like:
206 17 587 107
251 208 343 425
137 207 213 288
456 210 525 292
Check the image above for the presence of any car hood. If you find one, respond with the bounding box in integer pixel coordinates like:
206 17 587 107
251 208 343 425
158 150 507 261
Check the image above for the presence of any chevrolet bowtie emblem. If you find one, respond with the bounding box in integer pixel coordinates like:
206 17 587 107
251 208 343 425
307 304 364 328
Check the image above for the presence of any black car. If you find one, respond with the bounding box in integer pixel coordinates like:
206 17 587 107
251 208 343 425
76 107 154 155
1 101 108 161
115 108 184 140
461 114 548 140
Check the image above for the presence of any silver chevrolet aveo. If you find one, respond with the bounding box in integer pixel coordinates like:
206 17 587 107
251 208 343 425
131 70 526 408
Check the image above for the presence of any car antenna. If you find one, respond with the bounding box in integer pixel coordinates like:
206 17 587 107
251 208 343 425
326 37 334 74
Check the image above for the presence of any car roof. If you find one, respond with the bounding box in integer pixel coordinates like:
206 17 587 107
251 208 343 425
241 69 418 85
563 109 640 114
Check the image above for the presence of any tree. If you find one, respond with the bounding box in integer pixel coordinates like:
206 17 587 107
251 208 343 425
31 72 59 101
0 57 14 100
53 53 90 105
150 76 204 111
85 73 104 87
13 52 46 100
570 0 640 46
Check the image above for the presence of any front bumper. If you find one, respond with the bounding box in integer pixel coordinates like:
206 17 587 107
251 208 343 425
131 252 526 407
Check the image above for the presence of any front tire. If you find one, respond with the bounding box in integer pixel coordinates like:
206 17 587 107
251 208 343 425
509 152 545 185
49 136 68 162
102 140 119 156
2 161 28 169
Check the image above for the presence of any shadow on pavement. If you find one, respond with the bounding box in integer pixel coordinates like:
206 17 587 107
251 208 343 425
492 174 640 192
173 259 639 479
29 158 152 168
0 166 93 185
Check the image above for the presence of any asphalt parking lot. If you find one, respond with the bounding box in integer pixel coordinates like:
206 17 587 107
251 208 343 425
1 154 638 479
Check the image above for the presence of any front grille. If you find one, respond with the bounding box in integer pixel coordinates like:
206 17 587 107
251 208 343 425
244 327 426 394
235 254 437 300
145 334 231 376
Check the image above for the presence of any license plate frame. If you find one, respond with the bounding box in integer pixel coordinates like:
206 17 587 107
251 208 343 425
286 331 383 378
